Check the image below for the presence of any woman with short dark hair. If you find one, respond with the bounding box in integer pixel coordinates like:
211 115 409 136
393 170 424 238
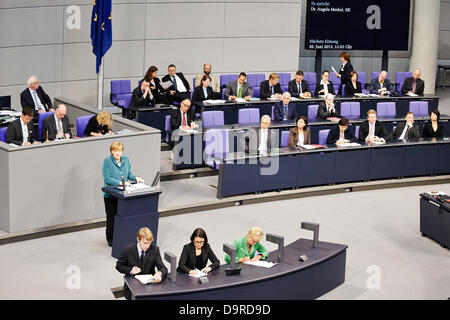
288 115 311 148
335 52 354 96
423 109 445 139
326 117 355 144
177 228 220 275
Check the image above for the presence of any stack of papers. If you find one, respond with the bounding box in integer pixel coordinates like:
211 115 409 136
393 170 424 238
338 142 361 147
203 99 226 104
406 92 418 97
160 81 173 90
235 98 246 103
188 269 208 278
368 94 380 97
135 274 156 284
117 183 152 192
244 260 276 268
300 145 317 150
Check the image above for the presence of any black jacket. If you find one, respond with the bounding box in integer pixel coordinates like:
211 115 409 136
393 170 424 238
344 81 362 97
259 80 283 100
314 82 336 97
176 243 220 274
129 86 154 109
6 118 34 146
288 79 310 97
41 114 72 141
170 107 194 131
161 73 191 93
369 78 395 94
339 62 354 83
422 121 446 139
84 115 109 137
390 122 421 140
20 86 53 117
401 77 425 96
358 120 389 142
273 101 297 121
317 101 340 120
192 85 213 102
326 125 355 144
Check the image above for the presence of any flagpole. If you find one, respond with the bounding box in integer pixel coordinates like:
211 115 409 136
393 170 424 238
97 57 104 111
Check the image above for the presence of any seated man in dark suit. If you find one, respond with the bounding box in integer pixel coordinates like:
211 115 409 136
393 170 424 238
401 69 425 96
389 112 420 141
169 99 196 149
259 73 283 100
326 117 355 144
20 76 54 119
116 227 167 300
288 70 311 98
369 70 394 95
224 72 253 101
41 104 72 141
241 115 278 155
129 79 154 119
6 106 38 146
273 92 297 121
358 109 389 143
317 93 340 120
161 64 191 104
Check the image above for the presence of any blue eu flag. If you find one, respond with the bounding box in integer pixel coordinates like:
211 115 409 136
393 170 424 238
91 0 112 74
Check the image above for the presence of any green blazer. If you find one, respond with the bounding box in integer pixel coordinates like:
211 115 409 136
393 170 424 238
224 236 269 264
102 155 137 198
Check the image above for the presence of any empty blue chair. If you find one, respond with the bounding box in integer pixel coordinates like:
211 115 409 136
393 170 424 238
409 101 428 117
319 129 330 146
39 111 54 140
279 73 291 91
0 127 7 142
110 80 131 107
252 87 260 99
238 108 260 125
357 72 366 88
396 72 412 92
76 115 93 137
202 111 224 128
340 102 360 119
372 72 389 80
165 115 171 143
246 74 265 89
204 129 229 170
281 130 290 147
329 72 341 92
307 104 319 121
304 72 317 87
355 126 360 140
376 102 396 118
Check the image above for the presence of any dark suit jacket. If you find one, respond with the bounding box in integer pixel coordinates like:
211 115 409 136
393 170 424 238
192 85 213 102
273 101 297 121
116 243 167 300
241 128 278 155
162 73 191 93
41 114 72 141
6 118 35 146
288 79 310 97
390 122 420 140
358 120 389 142
259 80 283 100
344 81 362 96
339 62 354 83
20 86 53 117
170 107 194 131
317 101 340 120
130 86 154 109
369 78 395 94
326 125 355 144
176 243 220 274
288 127 311 147
422 121 445 139
314 82 336 97
401 77 425 96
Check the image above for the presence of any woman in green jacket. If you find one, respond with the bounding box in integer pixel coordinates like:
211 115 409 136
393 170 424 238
225 226 269 264
103 141 144 246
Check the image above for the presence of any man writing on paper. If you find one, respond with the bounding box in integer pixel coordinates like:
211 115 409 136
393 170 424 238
259 73 283 100
41 104 72 141
401 69 425 96
370 71 394 96
225 72 253 102
169 99 196 149
6 106 39 146
116 227 167 300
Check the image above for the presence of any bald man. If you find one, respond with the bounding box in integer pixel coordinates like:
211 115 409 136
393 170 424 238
194 64 220 93
41 104 72 141
273 92 297 121
401 69 425 96
369 71 394 95
20 76 54 119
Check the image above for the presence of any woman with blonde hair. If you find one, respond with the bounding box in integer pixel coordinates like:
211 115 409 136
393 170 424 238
225 226 269 264
84 111 113 137
102 141 144 246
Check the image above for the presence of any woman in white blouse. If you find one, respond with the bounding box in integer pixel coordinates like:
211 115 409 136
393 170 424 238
288 115 311 149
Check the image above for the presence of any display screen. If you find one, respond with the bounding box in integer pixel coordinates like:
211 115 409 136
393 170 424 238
305 0 411 50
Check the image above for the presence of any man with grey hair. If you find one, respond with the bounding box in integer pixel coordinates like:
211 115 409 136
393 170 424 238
317 93 339 120
241 114 278 156
41 104 72 141
273 92 297 121
401 68 425 96
369 70 394 95
20 76 54 119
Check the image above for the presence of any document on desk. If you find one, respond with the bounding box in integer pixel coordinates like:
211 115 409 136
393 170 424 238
204 99 226 104
188 269 208 278
117 183 152 192
244 260 276 268
301 145 317 150
181 128 198 133
368 94 380 97
135 274 156 284
406 92 418 97
160 81 173 90
338 142 361 147
235 98 246 103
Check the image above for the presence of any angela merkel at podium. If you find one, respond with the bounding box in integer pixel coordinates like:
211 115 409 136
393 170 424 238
102 141 144 247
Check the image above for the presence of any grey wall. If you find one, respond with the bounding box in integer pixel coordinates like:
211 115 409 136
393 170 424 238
0 0 449 110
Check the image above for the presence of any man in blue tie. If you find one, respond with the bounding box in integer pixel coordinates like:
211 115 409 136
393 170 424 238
273 92 297 121
20 76 54 120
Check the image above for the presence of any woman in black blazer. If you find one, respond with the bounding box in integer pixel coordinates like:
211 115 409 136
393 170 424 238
192 75 214 114
344 71 362 97
144 66 167 104
335 52 354 96
326 117 355 144
177 228 220 275
423 109 446 139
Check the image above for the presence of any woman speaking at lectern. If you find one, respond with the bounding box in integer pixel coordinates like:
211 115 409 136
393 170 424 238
102 141 144 247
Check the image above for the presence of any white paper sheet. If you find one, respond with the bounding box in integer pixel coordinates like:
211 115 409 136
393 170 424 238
135 274 156 284
188 269 209 278
244 260 276 268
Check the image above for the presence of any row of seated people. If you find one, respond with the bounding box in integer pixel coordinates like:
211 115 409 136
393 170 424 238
4 105 114 146
116 226 268 300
